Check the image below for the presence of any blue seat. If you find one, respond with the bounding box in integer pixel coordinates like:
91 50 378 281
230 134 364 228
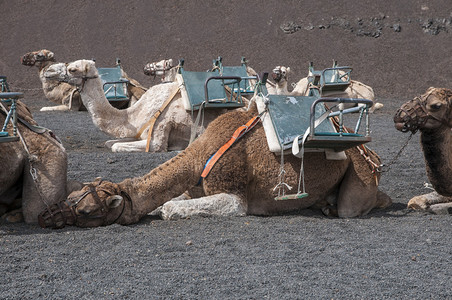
264 95 371 152
97 66 129 102
179 63 246 111
309 62 352 93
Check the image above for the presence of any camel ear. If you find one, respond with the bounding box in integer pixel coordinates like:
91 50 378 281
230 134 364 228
287 67 291 74
426 87 435 93
93 177 103 185
106 195 123 209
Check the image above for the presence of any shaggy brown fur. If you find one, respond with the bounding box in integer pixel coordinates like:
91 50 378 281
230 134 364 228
0 101 77 223
395 87 452 213
49 103 391 227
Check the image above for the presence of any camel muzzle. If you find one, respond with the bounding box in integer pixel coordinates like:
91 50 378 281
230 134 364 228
38 200 77 229
21 54 36 66
272 71 282 82
394 98 430 134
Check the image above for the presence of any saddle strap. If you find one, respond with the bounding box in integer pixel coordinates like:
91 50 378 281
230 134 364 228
0 102 47 134
201 114 260 179
134 86 180 152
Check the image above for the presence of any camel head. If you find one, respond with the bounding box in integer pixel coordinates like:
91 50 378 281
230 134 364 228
143 59 176 81
42 62 69 82
38 178 130 228
21 49 55 69
271 66 290 84
394 87 452 133
43 59 99 86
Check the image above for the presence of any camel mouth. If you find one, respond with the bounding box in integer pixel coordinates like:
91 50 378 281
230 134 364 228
272 71 282 82
393 112 420 134
143 64 155 76
394 121 411 133
38 201 77 229
144 60 174 77
21 54 36 66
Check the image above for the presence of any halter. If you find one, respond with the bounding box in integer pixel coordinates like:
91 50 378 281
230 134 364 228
38 180 132 228
44 63 98 92
395 89 450 133
272 66 286 82
144 60 174 80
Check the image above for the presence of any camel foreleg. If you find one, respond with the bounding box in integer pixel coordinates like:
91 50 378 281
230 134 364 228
109 139 147 152
40 104 70 111
408 192 452 214
159 193 247 220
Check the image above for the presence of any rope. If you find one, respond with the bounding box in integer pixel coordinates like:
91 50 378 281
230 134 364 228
16 126 52 209
272 148 293 197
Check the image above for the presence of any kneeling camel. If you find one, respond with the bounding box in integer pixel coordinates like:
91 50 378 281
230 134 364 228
39 103 391 228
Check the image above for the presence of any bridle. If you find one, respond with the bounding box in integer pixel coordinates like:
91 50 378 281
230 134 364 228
144 59 175 80
272 66 286 83
44 62 98 92
67 181 132 225
38 180 132 228
394 89 450 133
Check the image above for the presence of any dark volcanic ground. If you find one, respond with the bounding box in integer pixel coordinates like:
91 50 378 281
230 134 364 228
1 1 452 299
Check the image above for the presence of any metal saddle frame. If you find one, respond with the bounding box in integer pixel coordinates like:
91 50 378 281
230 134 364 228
0 87 22 143
177 57 259 111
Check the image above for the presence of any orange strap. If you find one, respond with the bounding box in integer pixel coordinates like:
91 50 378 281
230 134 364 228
200 115 260 179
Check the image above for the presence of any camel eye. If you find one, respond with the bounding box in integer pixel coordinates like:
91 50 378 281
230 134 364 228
430 103 442 111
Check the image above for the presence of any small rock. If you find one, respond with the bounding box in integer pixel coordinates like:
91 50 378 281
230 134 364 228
393 23 401 32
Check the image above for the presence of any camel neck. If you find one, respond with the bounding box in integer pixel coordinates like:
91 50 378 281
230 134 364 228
81 78 137 138
421 127 452 196
116 149 204 223
276 82 289 95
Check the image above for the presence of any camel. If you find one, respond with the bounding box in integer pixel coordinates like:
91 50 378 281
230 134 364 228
394 87 452 214
270 65 384 112
0 98 81 223
143 59 178 82
44 59 256 153
21 50 147 111
21 49 83 111
38 101 391 228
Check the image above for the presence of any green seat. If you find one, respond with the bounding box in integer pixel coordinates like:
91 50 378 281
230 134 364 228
97 66 129 102
309 62 352 93
221 66 255 94
0 91 22 143
180 68 245 110
266 95 371 152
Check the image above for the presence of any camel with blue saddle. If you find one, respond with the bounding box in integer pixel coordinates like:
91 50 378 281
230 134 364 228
38 94 391 228
21 49 147 111
43 58 260 152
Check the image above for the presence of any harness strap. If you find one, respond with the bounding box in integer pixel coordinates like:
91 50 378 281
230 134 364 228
134 86 180 152
200 114 261 179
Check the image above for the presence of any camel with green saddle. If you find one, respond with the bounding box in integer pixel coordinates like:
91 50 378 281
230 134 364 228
38 98 391 228
44 58 259 152
21 49 147 111
270 63 384 112
0 92 81 223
